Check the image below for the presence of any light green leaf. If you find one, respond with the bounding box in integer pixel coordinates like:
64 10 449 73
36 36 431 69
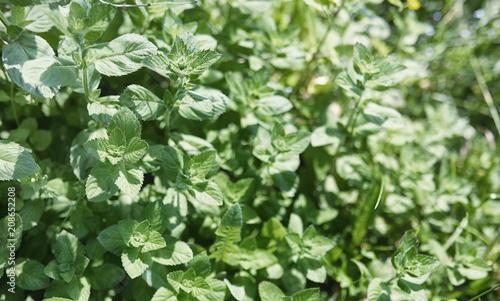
368 278 391 301
141 231 166 253
311 126 342 147
187 49 221 79
188 180 223 206
178 89 227 121
119 84 166 121
83 138 110 163
291 288 321 301
108 107 142 142
210 203 243 262
70 129 107 180
187 150 216 179
187 251 211 277
86 162 119 202
0 140 37 181
297 256 327 283
151 287 176 301
258 281 285 301
67 276 91 301
122 247 150 279
363 102 404 129
87 33 157 76
151 236 193 265
115 165 144 196
123 137 148 164
143 52 176 80
256 95 293 115
284 131 311 154
16 259 50 290
2 34 57 98
302 226 335 256
20 57 78 88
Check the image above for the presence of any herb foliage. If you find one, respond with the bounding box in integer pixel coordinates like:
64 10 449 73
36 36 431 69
0 0 499 300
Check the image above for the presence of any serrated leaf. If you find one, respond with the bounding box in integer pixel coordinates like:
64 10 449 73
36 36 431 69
256 95 293 115
0 140 37 181
97 225 128 256
187 150 216 179
2 34 57 98
187 180 223 206
297 256 327 283
162 146 184 182
66 276 91 301
16 259 50 290
210 203 242 262
108 107 142 142
187 49 221 79
121 247 150 279
115 165 144 196
178 90 227 121
363 102 403 130
258 281 285 301
86 162 119 202
87 34 157 76
151 236 193 265
119 84 166 120
291 288 321 301
187 251 211 277
87 263 126 291
123 137 148 164
83 138 110 163
20 56 78 88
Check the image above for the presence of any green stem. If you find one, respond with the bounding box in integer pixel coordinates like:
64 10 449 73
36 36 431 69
10 82 19 126
0 10 11 28
467 283 500 301
164 109 171 143
82 66 91 101
470 56 500 137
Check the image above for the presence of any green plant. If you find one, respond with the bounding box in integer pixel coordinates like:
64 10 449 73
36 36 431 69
0 0 499 300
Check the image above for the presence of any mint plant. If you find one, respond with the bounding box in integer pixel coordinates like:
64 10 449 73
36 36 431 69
1 0 500 300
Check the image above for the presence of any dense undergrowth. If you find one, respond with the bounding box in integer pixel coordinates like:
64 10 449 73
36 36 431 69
0 0 499 300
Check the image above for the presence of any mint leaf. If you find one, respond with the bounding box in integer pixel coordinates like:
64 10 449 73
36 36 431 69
2 34 57 98
83 137 110 163
97 225 128 256
85 162 119 202
187 49 221 79
187 180 223 206
123 137 148 164
121 247 150 279
115 165 144 196
210 203 243 262
87 34 157 76
151 236 193 266
258 281 286 301
0 140 37 181
108 107 142 142
187 150 217 179
256 95 293 115
17 259 50 290
119 84 166 121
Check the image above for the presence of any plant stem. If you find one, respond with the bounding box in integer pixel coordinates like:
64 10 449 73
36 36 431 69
164 109 171 143
82 66 92 101
0 10 11 28
10 82 19 126
467 283 500 301
470 56 500 137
